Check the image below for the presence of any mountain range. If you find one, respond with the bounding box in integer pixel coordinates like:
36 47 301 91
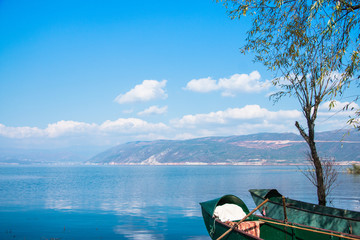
88 130 360 165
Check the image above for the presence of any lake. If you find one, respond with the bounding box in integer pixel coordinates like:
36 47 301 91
0 165 359 239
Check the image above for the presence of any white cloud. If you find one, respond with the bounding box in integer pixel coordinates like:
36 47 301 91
1 103 354 148
185 77 219 92
0 118 169 140
219 71 270 96
45 120 97 138
0 124 44 138
100 118 168 133
0 121 98 139
138 105 168 116
184 71 271 96
114 80 167 104
171 118 300 140
171 105 301 127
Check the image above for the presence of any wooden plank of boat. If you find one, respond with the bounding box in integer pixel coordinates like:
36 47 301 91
249 189 360 235
200 194 360 240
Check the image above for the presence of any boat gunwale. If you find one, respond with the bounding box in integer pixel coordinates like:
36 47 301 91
253 214 360 239
251 191 360 222
213 214 360 240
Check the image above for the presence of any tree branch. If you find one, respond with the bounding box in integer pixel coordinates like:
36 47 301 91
337 0 360 10
295 121 310 144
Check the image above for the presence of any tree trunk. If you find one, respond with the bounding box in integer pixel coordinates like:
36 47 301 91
308 136 326 206
295 120 327 206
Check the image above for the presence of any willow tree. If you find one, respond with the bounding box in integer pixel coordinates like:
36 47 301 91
219 0 360 206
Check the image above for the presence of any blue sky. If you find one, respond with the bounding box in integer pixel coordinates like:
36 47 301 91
0 0 358 149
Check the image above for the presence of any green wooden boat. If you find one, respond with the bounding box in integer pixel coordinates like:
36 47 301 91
200 194 360 240
249 189 360 236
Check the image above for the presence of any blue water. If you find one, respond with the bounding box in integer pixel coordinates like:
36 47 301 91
0 165 359 239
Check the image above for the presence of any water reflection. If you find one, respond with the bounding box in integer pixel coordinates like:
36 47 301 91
54 166 360 209
0 165 359 239
5 165 359 214
113 225 164 240
45 199 73 210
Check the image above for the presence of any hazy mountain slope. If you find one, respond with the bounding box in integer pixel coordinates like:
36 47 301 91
0 146 107 165
88 130 360 165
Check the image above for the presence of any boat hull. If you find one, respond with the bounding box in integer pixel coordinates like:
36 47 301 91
200 194 360 240
249 189 360 235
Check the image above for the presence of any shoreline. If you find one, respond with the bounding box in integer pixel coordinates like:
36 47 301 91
1 161 358 167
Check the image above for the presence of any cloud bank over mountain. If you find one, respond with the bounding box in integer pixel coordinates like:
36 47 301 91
0 98 356 149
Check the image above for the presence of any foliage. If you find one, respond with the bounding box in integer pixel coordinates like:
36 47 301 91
220 0 360 126
347 99 360 130
347 163 360 174
218 0 360 205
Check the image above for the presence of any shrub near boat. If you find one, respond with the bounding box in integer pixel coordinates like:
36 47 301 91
347 164 360 174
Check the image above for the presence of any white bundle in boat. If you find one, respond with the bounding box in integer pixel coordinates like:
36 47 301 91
213 203 246 222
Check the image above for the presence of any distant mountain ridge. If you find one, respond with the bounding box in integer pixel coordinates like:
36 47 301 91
0 146 107 165
88 130 360 165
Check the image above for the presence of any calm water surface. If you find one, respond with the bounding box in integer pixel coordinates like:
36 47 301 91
0 165 359 239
